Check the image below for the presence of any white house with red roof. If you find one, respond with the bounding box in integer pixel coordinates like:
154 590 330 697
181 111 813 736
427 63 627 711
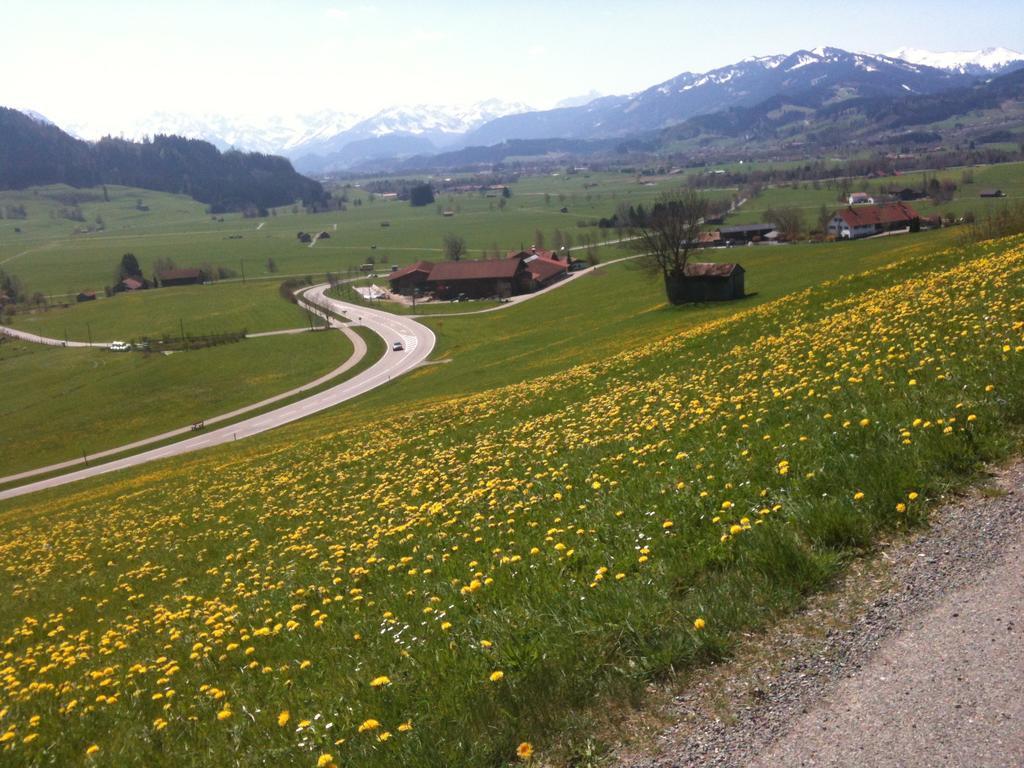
828 202 920 240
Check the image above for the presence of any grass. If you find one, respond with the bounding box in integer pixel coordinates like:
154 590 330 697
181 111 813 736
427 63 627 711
0 328 354 475
730 160 1024 227
5 281 322 342
1 222 1021 767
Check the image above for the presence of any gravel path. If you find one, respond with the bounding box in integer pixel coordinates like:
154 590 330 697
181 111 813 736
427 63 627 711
617 460 1024 768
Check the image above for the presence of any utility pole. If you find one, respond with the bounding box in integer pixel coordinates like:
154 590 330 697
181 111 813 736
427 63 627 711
180 318 185 348
86 322 92 346
240 259 246 283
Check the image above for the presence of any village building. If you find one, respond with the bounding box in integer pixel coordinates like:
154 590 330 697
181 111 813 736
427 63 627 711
157 268 204 287
669 262 746 303
116 277 145 292
387 260 435 296
895 187 928 201
719 223 776 244
827 202 920 240
425 258 529 300
519 253 568 292
848 192 875 205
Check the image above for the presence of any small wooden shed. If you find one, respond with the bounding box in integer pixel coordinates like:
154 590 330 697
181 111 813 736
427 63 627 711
667 262 745 303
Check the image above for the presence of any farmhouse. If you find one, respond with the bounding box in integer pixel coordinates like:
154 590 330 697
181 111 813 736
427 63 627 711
719 223 776 243
848 192 875 205
520 253 568 291
426 258 530 300
979 188 1006 198
117 277 145 292
157 268 204 287
668 262 746 303
387 260 435 296
827 202 920 240
76 291 97 302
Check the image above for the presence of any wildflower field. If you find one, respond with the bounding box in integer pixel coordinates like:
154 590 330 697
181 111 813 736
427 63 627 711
1 235 1023 767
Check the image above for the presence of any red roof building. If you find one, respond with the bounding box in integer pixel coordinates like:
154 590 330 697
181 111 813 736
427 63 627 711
426 258 529 299
828 202 920 240
387 260 434 295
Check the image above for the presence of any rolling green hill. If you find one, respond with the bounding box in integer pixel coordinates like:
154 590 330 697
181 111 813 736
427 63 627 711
1 225 1021 767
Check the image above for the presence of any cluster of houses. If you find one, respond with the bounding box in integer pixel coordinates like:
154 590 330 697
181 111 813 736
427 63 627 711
387 247 577 300
79 268 206 301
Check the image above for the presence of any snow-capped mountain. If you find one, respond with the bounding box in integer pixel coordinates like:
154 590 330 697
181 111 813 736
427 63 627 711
464 47 973 145
63 111 362 155
887 47 1024 76
288 99 533 173
59 99 531 170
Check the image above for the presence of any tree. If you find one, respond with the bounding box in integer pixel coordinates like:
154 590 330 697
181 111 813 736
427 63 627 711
817 205 833 239
442 233 466 261
766 206 804 241
633 190 707 305
118 253 142 281
409 184 435 207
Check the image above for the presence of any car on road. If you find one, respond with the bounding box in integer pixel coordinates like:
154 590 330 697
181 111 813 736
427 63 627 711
108 341 130 352
392 340 404 352
568 260 589 272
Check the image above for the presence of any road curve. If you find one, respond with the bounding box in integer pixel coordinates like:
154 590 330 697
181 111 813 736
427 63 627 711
0 287 435 502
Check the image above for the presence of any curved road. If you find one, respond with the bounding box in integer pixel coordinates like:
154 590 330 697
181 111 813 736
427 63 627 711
0 287 435 502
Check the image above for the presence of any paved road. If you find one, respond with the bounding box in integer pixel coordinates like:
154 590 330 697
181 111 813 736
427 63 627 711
0 324 105 348
748 516 1024 768
0 288 435 501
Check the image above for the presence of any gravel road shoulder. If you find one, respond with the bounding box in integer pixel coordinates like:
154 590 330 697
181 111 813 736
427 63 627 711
614 459 1024 768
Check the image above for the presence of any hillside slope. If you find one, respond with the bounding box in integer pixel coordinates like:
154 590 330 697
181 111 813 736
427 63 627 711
0 108 325 211
1 233 1022 767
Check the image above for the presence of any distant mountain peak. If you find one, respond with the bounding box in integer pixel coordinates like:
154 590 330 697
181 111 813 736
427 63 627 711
886 46 1024 75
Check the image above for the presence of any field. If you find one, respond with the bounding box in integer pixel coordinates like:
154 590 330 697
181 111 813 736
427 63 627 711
730 161 1024 226
0 329 355 476
1 220 1021 767
6 280 323 342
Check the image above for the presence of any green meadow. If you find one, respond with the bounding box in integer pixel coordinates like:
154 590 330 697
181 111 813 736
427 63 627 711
0 329 355 476
0 225 1020 767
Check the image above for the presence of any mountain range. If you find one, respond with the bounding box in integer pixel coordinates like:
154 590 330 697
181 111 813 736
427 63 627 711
9 45 1024 178
30 46 1021 174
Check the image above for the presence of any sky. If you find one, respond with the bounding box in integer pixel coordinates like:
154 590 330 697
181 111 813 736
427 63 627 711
4 0 1023 131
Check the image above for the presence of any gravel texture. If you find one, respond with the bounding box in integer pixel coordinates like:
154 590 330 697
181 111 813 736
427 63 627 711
616 460 1024 768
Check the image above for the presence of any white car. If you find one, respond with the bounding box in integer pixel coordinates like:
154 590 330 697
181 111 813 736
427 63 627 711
392 340 404 352
108 341 130 352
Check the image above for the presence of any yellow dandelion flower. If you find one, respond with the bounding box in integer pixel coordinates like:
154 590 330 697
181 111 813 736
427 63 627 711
517 741 535 760
217 708 232 721
398 721 413 732
370 675 391 688
358 718 380 733
693 617 706 630
86 745 100 756
278 710 290 727
317 754 335 768
489 670 505 682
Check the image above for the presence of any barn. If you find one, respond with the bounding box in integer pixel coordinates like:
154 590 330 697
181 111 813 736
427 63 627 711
666 262 745 303
387 260 435 296
719 223 776 243
426 258 530 300
157 268 204 287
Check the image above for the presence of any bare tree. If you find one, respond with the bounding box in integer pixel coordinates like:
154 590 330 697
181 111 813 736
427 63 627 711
634 190 707 304
442 233 466 261
766 206 803 241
